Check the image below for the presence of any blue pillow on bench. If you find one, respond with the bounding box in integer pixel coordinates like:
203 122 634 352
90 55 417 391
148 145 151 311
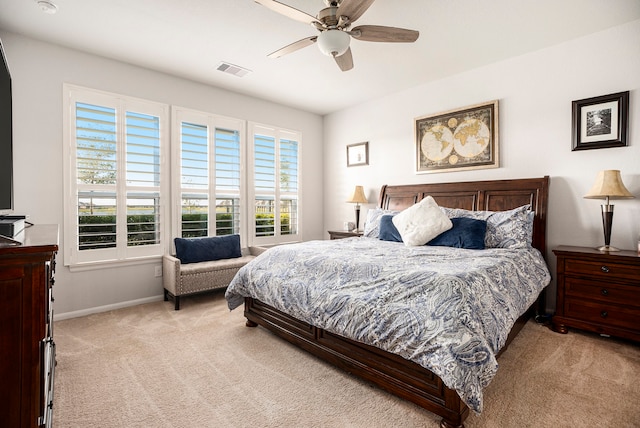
174 234 242 264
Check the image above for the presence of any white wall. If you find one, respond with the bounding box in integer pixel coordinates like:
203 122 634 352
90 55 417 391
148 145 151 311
4 20 639 317
323 20 640 312
1 32 324 318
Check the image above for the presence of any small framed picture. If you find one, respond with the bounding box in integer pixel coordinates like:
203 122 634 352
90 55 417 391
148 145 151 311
572 91 629 151
347 142 369 167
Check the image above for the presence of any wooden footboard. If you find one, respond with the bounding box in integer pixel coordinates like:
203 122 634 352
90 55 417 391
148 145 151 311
244 297 534 428
244 297 469 427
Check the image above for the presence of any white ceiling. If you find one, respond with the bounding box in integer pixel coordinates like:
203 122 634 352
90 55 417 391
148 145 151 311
1 0 639 115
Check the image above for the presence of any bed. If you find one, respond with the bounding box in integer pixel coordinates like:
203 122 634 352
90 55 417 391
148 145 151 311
226 176 550 428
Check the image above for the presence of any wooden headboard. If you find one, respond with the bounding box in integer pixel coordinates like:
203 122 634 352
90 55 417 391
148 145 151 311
378 176 550 256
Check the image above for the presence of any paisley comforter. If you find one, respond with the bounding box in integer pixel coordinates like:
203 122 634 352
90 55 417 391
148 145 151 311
225 237 550 413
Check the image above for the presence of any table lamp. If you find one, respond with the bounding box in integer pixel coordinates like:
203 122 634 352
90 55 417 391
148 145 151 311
584 170 634 252
347 185 368 232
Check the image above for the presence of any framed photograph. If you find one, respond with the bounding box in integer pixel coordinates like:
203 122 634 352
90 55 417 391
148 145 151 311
347 142 369 167
572 91 629 151
415 100 499 174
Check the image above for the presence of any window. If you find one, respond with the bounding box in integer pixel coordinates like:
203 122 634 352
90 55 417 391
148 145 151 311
172 108 245 244
64 86 302 267
64 85 169 266
249 123 300 246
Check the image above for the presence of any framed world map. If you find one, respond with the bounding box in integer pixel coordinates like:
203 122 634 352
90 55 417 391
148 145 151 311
414 100 499 173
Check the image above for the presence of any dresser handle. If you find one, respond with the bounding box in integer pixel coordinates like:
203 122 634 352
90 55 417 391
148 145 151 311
601 289 609 296
600 266 610 273
600 311 608 318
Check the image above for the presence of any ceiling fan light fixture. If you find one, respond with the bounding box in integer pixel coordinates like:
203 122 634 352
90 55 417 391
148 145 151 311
317 29 350 57
257 0 419 71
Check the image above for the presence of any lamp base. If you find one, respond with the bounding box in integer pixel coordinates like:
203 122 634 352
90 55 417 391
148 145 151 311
597 244 620 252
598 204 617 253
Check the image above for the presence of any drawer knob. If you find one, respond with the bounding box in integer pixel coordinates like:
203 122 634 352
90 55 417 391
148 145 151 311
600 266 610 273
600 311 608 318
601 289 609 296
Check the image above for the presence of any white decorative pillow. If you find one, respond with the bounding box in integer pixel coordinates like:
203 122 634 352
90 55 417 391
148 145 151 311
392 196 452 246
363 208 398 238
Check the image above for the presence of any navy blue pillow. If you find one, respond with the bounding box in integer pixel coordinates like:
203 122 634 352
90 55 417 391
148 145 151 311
174 234 242 264
427 217 487 249
378 215 403 242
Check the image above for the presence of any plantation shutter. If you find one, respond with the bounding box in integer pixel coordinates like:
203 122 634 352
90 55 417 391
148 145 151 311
174 109 243 240
254 134 276 237
180 121 209 237
64 85 169 266
125 111 162 247
279 138 298 236
214 128 241 235
250 124 300 244
75 102 118 251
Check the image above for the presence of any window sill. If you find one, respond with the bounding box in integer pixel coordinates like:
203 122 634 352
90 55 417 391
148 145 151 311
67 255 162 273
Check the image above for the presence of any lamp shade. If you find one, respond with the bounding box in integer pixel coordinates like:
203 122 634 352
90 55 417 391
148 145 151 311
584 170 634 199
347 186 368 204
317 29 350 57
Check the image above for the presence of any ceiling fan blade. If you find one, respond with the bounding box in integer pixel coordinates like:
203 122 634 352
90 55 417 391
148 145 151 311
337 0 376 24
350 25 419 43
268 36 318 58
255 0 318 25
334 47 354 72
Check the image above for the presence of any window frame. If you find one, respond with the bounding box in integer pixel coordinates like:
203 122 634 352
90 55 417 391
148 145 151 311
248 122 302 247
63 86 304 269
170 107 247 250
63 84 170 269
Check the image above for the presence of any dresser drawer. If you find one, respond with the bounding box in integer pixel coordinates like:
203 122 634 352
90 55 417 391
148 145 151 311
564 258 640 281
565 277 640 307
564 298 640 331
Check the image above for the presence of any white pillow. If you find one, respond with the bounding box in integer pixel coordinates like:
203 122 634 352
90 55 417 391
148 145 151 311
392 196 453 246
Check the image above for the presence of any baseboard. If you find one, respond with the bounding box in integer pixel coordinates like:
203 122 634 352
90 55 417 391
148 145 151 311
54 295 165 321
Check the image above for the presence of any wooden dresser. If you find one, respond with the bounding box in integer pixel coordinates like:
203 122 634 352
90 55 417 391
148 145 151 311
553 245 640 342
0 225 58 428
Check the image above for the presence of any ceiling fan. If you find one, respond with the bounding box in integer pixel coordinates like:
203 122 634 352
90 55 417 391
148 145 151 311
256 0 419 71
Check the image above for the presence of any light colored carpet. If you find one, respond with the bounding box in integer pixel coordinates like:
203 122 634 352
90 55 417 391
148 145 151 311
53 291 640 427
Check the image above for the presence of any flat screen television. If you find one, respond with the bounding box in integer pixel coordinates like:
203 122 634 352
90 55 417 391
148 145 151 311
0 38 13 214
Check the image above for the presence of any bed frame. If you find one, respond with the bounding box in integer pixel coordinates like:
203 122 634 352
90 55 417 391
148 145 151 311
243 176 550 428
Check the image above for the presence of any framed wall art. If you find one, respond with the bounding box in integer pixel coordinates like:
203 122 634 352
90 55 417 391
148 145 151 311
347 142 369 167
415 100 499 174
572 91 629 151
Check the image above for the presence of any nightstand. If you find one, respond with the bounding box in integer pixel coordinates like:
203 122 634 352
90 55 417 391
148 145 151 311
552 245 640 342
328 230 363 240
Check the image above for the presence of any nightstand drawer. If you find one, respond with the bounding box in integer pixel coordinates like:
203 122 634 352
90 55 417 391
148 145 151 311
553 246 640 342
328 230 363 240
564 298 640 331
565 277 639 307
565 259 640 281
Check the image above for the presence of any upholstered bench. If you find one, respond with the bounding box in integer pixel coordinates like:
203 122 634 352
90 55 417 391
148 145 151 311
162 235 266 310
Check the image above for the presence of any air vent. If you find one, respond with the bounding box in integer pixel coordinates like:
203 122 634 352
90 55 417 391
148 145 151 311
216 62 251 78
